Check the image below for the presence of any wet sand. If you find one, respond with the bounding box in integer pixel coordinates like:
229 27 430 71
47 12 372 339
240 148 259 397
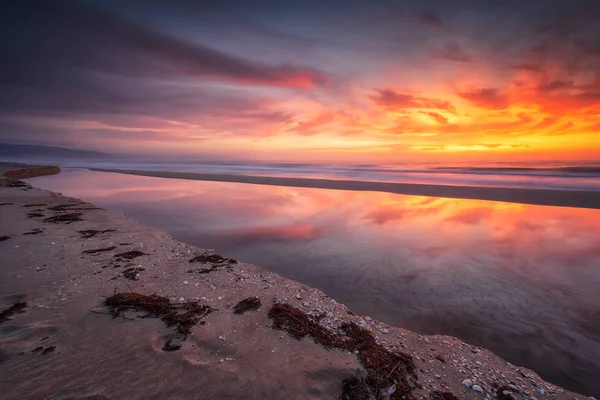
0 171 592 399
91 168 600 210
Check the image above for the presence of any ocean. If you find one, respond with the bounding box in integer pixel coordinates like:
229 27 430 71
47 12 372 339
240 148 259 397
28 159 600 192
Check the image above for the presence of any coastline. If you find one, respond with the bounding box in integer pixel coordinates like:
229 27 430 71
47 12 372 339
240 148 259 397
0 172 591 399
92 168 600 210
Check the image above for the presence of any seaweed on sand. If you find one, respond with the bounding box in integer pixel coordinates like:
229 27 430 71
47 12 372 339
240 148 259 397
0 236 10 241
189 254 237 264
341 376 372 400
268 303 418 400
0 302 27 324
492 384 518 400
23 229 44 235
104 292 212 337
187 253 237 274
82 246 116 255
431 391 460 400
114 250 146 260
27 212 44 218
1 180 31 188
339 322 418 399
32 346 56 354
187 264 221 274
44 213 83 224
233 297 261 315
78 229 116 239
162 339 181 352
268 303 341 348
48 203 99 211
122 267 145 281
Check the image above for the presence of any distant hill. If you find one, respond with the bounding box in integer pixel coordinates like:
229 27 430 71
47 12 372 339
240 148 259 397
0 143 111 159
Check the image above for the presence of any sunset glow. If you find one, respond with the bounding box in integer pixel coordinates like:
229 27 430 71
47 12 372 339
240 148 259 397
1 1 599 163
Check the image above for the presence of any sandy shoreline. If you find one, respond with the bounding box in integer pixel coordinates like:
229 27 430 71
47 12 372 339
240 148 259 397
90 168 600 210
0 172 593 399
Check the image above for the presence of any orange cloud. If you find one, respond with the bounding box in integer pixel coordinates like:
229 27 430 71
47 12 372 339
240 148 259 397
420 111 449 124
288 111 336 135
457 88 509 110
370 89 456 112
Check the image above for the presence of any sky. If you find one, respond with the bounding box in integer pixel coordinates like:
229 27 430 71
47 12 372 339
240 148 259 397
1 0 600 164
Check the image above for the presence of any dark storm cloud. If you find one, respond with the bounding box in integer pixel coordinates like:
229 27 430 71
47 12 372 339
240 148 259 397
417 11 444 29
0 0 326 120
1 1 326 86
0 70 270 121
431 41 471 62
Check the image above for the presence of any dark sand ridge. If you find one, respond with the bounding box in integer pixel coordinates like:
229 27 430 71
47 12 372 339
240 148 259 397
0 168 592 399
92 168 600 210
0 163 61 180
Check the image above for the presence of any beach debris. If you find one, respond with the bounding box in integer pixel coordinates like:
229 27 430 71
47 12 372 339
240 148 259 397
48 204 100 212
431 391 460 400
340 322 417 399
31 346 56 354
162 338 181 352
0 202 14 206
23 228 44 235
472 385 483 392
82 246 117 255
494 386 517 400
0 302 27 324
26 212 44 218
435 354 446 363
0 236 10 241
0 179 31 188
104 292 212 338
233 297 261 315
78 229 116 239
43 213 83 224
186 253 237 274
187 265 221 274
21 203 46 207
122 267 145 281
114 250 146 260
462 379 473 388
269 303 339 346
189 253 237 264
341 376 372 400
268 303 417 399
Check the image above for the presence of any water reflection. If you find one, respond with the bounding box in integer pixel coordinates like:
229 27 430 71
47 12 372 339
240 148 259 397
29 169 600 395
